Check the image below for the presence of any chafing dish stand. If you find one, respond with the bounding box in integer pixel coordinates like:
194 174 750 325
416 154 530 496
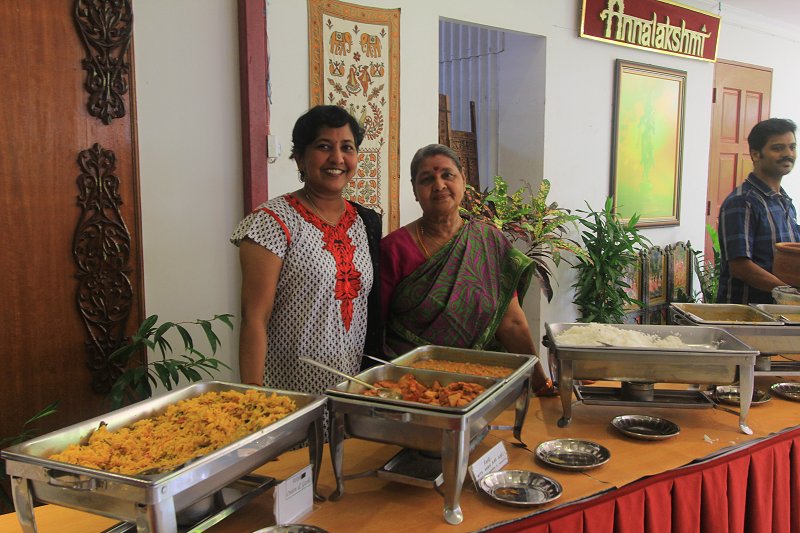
326 349 536 526
2 382 326 533
545 323 759 435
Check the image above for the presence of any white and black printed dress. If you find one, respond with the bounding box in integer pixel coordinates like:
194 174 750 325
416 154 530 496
230 194 372 395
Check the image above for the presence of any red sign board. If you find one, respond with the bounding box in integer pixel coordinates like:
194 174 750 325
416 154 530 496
580 0 721 61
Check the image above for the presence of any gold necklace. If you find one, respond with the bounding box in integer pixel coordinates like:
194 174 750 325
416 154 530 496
416 219 463 258
303 189 343 226
415 222 433 258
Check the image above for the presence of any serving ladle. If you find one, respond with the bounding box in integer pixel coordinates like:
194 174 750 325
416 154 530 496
298 357 402 400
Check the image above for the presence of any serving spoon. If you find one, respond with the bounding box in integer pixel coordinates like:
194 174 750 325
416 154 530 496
298 357 402 400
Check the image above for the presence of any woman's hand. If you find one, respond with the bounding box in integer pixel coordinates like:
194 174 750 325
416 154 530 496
238 239 283 386
495 296 552 393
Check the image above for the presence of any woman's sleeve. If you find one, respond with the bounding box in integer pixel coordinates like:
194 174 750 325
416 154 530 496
230 208 290 258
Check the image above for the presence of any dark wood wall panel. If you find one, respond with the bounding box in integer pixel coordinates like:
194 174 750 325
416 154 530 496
1 0 143 440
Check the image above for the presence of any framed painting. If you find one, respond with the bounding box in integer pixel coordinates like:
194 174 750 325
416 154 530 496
308 0 401 232
610 60 686 227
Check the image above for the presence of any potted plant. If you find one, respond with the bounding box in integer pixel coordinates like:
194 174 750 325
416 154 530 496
108 314 234 408
461 176 585 301
572 198 650 323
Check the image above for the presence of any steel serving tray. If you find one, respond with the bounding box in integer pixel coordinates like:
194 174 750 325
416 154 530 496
545 322 759 435
670 303 800 373
389 345 534 382
327 352 537 526
751 304 800 325
669 303 782 325
1 381 326 533
325 364 501 412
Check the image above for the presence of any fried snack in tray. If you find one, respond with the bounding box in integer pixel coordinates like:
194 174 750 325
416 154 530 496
363 373 485 407
409 359 513 378
48 389 296 475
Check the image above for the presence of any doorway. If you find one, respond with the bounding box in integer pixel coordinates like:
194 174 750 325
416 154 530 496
705 59 772 255
437 20 549 365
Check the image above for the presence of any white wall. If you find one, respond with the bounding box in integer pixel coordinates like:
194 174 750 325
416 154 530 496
134 0 242 381
134 0 800 381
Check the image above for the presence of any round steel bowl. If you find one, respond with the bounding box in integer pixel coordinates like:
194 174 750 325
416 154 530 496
611 415 680 440
535 439 610 471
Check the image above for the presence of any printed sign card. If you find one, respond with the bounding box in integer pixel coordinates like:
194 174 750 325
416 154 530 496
468 441 509 486
274 464 314 525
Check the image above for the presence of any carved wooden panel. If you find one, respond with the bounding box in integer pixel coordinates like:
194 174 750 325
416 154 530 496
74 144 132 393
73 0 133 124
438 94 479 189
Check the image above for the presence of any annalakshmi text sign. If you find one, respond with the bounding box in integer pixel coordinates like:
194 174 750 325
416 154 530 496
580 0 721 62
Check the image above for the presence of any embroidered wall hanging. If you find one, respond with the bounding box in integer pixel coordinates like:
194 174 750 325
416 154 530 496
308 0 400 231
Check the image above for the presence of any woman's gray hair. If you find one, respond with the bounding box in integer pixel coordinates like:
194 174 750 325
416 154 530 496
410 144 463 182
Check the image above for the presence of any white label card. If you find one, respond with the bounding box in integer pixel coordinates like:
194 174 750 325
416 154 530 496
468 441 509 485
274 464 314 525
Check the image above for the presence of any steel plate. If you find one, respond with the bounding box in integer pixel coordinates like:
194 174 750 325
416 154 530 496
479 470 562 507
535 439 610 471
611 415 680 440
770 382 800 402
714 386 771 406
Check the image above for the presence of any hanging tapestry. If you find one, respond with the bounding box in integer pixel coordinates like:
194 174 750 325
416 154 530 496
308 0 400 231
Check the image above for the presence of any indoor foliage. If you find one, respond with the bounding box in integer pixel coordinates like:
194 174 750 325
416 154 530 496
0 402 58 511
692 224 721 303
109 314 233 408
461 176 584 301
572 198 650 323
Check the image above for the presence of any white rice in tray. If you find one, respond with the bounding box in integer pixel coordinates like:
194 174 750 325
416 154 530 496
555 323 688 348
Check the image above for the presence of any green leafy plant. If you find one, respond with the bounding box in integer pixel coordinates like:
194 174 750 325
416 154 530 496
690 224 721 303
572 198 651 323
1 402 58 511
109 314 234 409
461 176 585 301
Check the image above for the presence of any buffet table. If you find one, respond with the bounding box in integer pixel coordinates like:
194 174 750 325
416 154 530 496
2 375 798 532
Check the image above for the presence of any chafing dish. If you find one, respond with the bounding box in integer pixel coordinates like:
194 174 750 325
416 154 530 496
545 323 758 434
670 302 800 374
390 344 535 382
1 381 326 533
751 304 800 325
326 348 537 525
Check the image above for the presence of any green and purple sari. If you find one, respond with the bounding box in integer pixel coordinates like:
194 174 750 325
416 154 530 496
386 219 534 355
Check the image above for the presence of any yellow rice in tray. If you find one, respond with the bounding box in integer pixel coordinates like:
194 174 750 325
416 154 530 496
49 389 296 475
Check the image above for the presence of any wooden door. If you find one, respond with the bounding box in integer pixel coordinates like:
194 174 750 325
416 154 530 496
0 1 143 443
705 60 772 254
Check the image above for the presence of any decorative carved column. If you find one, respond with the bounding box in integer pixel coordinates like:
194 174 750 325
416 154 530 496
74 144 133 393
73 0 133 124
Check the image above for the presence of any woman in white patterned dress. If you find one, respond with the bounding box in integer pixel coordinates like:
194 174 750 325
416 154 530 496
231 106 382 397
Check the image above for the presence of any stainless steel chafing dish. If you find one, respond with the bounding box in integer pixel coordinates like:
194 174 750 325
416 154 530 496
545 323 759 435
670 303 800 374
390 344 533 382
1 381 326 533
327 346 537 526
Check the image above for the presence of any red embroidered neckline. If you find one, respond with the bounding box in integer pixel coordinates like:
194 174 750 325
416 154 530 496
286 194 362 330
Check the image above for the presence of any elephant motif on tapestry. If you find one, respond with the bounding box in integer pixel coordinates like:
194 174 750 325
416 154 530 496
360 33 382 57
329 31 352 55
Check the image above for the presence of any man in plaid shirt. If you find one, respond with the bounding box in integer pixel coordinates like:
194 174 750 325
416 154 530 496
718 118 800 304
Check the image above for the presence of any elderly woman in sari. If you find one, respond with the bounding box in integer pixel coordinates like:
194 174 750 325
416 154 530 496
380 144 554 395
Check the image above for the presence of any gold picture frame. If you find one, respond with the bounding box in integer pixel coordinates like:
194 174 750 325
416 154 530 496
610 60 686 227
